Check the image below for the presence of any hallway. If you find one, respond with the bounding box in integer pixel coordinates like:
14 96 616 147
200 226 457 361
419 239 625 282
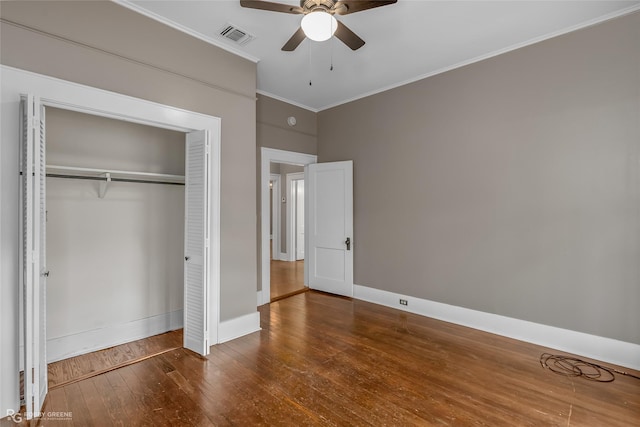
270 259 306 301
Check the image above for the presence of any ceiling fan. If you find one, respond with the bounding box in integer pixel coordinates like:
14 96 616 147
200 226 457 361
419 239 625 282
240 0 397 51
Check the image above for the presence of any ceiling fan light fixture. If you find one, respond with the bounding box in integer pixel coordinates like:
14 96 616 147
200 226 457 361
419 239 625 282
301 11 337 42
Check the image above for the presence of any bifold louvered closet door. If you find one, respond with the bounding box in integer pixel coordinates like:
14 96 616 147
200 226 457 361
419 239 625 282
184 130 210 356
21 94 48 419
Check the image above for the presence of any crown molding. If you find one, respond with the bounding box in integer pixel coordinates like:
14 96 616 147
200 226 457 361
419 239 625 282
114 0 261 64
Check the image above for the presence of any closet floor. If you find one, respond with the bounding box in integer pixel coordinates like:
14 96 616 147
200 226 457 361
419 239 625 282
47 329 183 389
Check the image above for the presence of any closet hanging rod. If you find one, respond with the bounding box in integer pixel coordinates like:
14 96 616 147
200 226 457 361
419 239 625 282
46 174 184 186
46 164 185 184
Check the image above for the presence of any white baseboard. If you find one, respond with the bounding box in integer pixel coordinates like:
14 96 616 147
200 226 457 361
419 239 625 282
353 284 640 371
218 311 261 343
257 290 264 306
278 252 287 261
47 309 184 363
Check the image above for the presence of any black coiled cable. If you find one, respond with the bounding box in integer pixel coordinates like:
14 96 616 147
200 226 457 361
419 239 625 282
540 353 640 382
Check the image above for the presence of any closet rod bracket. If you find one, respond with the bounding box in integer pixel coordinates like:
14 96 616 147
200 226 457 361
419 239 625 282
98 172 111 199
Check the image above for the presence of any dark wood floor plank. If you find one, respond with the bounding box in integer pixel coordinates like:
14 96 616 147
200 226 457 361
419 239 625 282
270 258 305 300
118 364 175 426
34 386 71 426
210 343 324 426
62 382 93 427
159 349 252 426
102 369 149 426
221 337 362 426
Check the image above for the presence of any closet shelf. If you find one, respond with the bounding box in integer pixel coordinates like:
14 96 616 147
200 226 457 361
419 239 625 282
46 165 185 198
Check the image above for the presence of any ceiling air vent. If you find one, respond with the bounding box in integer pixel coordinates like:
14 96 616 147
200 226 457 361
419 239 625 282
219 24 255 46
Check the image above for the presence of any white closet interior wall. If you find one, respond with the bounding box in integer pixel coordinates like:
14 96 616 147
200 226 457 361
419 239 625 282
46 107 185 362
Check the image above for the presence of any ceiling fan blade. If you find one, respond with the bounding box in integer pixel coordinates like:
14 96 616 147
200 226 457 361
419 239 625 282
334 0 397 15
334 21 365 51
282 27 306 51
240 0 303 14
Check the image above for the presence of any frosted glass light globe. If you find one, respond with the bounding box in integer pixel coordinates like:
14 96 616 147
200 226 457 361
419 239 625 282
301 11 338 42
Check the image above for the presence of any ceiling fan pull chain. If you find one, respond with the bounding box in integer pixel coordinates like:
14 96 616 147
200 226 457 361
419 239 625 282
308 39 313 86
330 34 334 71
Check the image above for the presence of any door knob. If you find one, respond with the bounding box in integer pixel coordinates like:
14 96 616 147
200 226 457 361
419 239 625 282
345 237 351 251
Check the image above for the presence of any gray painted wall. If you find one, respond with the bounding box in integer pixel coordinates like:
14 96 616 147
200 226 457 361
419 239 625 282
318 12 640 344
0 1 258 323
257 94 317 155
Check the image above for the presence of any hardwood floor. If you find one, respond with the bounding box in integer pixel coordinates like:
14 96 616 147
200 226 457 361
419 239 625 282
270 258 306 301
47 329 183 389
5 291 639 426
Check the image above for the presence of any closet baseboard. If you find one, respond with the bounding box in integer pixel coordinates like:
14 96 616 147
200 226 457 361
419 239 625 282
47 309 183 363
218 312 261 344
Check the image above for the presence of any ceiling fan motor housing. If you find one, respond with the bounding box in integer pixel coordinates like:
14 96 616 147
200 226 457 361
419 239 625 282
302 0 348 15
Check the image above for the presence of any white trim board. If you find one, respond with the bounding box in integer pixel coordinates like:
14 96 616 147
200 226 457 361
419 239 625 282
269 173 281 261
47 310 183 363
218 312 261 344
257 290 263 307
260 148 317 306
1 65 221 343
353 285 640 371
286 172 305 262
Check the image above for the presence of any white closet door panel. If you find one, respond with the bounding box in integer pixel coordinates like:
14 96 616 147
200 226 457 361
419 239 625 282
21 95 34 416
184 130 210 356
20 95 47 419
37 104 48 410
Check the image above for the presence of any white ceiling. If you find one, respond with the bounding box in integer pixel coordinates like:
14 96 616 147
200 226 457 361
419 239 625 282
121 0 640 111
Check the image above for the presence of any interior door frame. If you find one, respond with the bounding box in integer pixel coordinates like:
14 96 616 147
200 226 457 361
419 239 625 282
1 66 221 413
286 172 305 262
260 148 316 306
269 173 281 261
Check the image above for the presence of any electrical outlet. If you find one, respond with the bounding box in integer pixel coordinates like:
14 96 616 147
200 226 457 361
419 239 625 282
399 299 408 306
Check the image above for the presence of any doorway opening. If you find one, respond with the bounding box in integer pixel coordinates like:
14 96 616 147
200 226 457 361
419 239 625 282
43 107 187 385
260 148 317 305
270 165 305 301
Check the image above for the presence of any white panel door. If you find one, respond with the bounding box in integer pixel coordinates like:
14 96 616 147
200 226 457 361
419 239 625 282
307 161 353 296
295 180 305 260
184 130 210 356
21 95 47 419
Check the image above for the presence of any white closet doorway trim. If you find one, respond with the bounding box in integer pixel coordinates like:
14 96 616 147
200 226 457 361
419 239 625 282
260 148 316 306
1 66 221 416
4 65 221 345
